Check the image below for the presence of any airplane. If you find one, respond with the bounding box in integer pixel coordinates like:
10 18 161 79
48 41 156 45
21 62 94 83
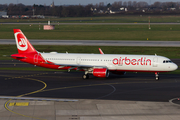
11 29 178 80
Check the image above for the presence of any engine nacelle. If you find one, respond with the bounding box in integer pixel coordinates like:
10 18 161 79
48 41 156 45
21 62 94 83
93 68 109 78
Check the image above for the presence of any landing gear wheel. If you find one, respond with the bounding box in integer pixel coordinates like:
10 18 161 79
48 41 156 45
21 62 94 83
155 76 159 81
82 74 89 79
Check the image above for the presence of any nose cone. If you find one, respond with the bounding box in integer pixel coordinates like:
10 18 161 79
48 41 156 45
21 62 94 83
170 63 178 71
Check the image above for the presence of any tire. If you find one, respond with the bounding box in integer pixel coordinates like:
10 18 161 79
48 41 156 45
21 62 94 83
82 74 89 79
155 77 159 81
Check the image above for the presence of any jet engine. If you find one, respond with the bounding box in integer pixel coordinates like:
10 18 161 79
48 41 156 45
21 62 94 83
93 68 109 78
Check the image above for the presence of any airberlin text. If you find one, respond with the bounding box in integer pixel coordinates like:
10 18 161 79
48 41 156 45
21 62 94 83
113 57 151 66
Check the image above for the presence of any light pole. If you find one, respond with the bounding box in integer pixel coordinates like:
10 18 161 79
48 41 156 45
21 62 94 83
148 16 151 30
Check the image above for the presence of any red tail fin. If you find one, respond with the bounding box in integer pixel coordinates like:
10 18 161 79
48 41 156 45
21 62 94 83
14 29 37 54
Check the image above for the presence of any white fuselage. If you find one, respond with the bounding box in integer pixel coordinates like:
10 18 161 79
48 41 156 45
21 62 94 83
41 53 178 72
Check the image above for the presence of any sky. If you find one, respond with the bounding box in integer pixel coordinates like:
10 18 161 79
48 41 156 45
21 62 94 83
1 0 180 6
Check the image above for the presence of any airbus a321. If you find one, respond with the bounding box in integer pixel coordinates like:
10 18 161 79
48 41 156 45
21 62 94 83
11 29 178 80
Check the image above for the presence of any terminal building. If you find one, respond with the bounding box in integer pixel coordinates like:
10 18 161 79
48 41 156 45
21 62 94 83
0 11 8 18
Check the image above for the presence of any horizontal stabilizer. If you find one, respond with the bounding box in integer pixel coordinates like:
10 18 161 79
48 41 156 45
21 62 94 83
11 56 26 59
11 54 27 59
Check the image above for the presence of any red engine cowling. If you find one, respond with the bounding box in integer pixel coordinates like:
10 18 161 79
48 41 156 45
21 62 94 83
93 68 109 78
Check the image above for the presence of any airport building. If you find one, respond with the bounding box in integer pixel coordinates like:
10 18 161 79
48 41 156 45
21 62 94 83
0 11 8 18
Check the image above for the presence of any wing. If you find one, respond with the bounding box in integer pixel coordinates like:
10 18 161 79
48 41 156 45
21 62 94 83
53 63 107 69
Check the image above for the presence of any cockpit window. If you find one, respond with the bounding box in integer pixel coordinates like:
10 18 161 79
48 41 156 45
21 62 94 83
163 60 172 63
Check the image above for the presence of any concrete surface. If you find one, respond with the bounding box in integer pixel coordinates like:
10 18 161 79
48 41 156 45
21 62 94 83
0 98 180 120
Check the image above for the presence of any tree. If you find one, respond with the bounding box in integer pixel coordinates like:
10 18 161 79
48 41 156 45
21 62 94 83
128 1 132 7
107 3 111 8
123 1 127 7
153 2 162 8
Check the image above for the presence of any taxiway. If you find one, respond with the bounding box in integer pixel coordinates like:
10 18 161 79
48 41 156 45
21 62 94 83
0 60 180 120
1 39 180 47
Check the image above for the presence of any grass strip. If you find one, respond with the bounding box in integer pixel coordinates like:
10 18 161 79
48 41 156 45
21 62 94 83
2 15 180 23
1 24 180 40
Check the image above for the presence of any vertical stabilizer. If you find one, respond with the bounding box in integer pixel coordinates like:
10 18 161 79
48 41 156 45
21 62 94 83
14 29 37 54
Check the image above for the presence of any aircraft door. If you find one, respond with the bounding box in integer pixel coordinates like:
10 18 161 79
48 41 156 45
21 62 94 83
76 57 81 65
153 57 158 67
34 54 38 63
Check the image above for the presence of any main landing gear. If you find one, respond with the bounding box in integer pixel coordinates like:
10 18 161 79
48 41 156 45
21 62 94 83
82 74 89 79
82 70 91 79
155 72 159 81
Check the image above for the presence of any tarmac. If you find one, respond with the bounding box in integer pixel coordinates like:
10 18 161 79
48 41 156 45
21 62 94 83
0 67 180 120
0 97 180 120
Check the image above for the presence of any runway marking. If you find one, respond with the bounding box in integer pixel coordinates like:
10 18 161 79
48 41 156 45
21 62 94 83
17 78 47 97
4 72 48 80
9 102 29 106
40 81 152 93
169 98 180 107
36 80 180 102
4 77 47 120
0 75 13 78
0 96 78 102
96 84 116 99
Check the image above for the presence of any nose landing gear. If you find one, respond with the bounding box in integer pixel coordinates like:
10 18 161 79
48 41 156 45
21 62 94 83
155 72 159 80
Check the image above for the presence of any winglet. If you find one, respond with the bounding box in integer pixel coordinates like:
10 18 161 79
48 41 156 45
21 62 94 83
99 48 104 54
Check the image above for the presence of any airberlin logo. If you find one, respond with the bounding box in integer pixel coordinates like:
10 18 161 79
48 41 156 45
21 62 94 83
15 32 28 51
112 57 151 66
